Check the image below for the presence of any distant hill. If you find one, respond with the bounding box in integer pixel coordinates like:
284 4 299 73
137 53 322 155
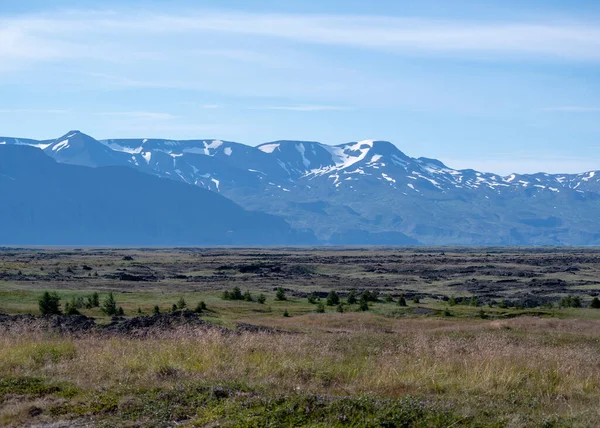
0 145 315 246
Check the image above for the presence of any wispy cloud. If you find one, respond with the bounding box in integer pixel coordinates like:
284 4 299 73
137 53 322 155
541 106 600 113
254 105 351 112
0 109 68 114
98 111 179 120
3 10 600 65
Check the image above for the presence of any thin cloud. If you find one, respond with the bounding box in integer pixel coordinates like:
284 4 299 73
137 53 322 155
542 106 600 112
3 10 600 64
255 105 351 111
0 109 68 114
98 111 179 120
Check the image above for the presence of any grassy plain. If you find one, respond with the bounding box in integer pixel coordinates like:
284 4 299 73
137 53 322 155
1 248 600 426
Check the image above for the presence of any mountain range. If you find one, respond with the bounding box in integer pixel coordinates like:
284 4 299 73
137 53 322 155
2 130 600 245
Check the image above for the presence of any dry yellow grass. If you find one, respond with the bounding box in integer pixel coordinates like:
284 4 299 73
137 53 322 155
1 316 600 425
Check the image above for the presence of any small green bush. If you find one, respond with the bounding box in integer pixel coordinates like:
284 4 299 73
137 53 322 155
591 297 600 309
153 305 160 315
315 303 325 313
176 297 187 310
257 294 266 304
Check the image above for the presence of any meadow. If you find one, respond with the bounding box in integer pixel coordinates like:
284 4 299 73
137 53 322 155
1 248 600 426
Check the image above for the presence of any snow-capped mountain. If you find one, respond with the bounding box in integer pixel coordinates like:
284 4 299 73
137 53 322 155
3 131 600 245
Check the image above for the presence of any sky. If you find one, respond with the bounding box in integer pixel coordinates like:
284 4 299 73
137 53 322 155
1 0 600 174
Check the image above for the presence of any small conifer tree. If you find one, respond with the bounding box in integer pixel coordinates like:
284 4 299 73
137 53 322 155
39 292 62 315
101 293 118 316
176 297 187 310
153 305 160 315
591 297 600 309
347 290 357 305
275 287 287 301
315 302 325 313
257 294 266 304
397 294 407 307
326 290 340 306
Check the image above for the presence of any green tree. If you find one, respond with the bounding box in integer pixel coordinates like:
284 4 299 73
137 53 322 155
257 294 267 304
137 307 142 314
397 294 407 307
153 305 160 315
326 290 340 306
283 309 290 317
243 291 253 302
359 297 369 311
347 290 357 305
176 297 187 310
194 301 207 313
275 287 287 301
448 296 457 306
101 293 118 316
307 292 317 304
64 297 80 316
116 306 125 316
231 286 243 300
591 297 600 309
412 296 420 304
315 302 325 313
336 304 344 313
39 292 62 315
384 294 394 303
91 292 100 307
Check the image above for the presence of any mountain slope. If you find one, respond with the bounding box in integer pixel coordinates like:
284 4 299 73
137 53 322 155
4 131 600 245
0 145 315 246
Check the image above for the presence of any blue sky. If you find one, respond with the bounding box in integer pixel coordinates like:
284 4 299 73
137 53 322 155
1 0 600 174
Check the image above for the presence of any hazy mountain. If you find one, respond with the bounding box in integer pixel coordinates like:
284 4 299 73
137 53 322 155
3 131 600 245
0 145 315 246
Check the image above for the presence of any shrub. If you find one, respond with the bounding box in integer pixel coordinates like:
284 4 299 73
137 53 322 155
397 294 407 307
39 292 61 315
171 304 178 312
591 297 600 309
359 298 369 311
307 292 317 304
101 293 118 316
448 296 457 306
275 287 287 301
326 290 340 306
283 309 290 317
222 287 244 301
257 294 266 304
384 294 394 303
91 292 100 307
137 307 142 314
193 301 207 313
116 306 125 316
176 297 187 310
315 303 325 313
64 298 80 316
443 308 452 317
336 304 344 313
478 308 487 319
560 295 582 308
243 291 253 302
153 305 160 315
469 296 478 307
347 290 357 305
412 296 420 304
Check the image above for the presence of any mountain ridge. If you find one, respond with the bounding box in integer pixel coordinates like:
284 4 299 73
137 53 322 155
2 131 599 245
